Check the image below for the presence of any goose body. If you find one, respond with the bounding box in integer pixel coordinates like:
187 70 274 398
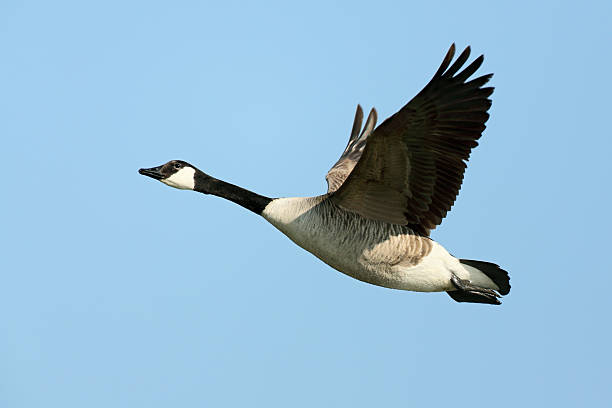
139 44 510 304
263 196 496 292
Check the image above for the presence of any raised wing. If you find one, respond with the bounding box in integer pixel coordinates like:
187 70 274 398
330 44 494 234
325 105 377 193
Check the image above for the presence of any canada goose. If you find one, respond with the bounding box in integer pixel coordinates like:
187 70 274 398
139 44 510 304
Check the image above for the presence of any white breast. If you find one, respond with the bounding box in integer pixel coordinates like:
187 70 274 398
262 196 364 272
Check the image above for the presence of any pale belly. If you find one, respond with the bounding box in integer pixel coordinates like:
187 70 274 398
262 197 460 292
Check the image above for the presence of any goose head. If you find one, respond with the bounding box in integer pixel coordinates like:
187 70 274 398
139 160 272 214
139 160 197 190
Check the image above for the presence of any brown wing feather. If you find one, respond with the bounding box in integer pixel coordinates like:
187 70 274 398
330 44 494 233
325 105 378 193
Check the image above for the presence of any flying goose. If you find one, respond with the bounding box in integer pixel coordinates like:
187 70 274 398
139 44 510 304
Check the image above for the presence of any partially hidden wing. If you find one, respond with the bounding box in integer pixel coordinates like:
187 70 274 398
330 44 494 234
325 105 377 193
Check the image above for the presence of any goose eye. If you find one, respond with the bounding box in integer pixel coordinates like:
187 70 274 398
173 162 182 170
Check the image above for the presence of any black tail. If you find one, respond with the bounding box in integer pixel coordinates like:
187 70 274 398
460 259 511 295
447 259 511 305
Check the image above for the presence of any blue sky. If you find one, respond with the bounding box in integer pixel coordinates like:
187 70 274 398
2 1 611 406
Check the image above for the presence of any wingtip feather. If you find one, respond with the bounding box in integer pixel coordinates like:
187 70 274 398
444 46 471 78
433 43 456 78
350 104 364 142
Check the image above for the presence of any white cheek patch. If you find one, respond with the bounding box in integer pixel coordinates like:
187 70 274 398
162 167 196 190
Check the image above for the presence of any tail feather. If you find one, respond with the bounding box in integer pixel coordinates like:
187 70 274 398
447 289 501 305
446 259 510 305
459 259 511 295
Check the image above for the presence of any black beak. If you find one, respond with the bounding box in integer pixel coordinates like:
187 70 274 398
138 166 164 180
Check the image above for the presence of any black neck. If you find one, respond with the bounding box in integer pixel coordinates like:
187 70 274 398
194 170 272 215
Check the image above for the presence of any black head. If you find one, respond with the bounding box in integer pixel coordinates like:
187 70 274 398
139 160 196 190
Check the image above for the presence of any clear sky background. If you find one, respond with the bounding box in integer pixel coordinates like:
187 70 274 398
2 1 611 407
